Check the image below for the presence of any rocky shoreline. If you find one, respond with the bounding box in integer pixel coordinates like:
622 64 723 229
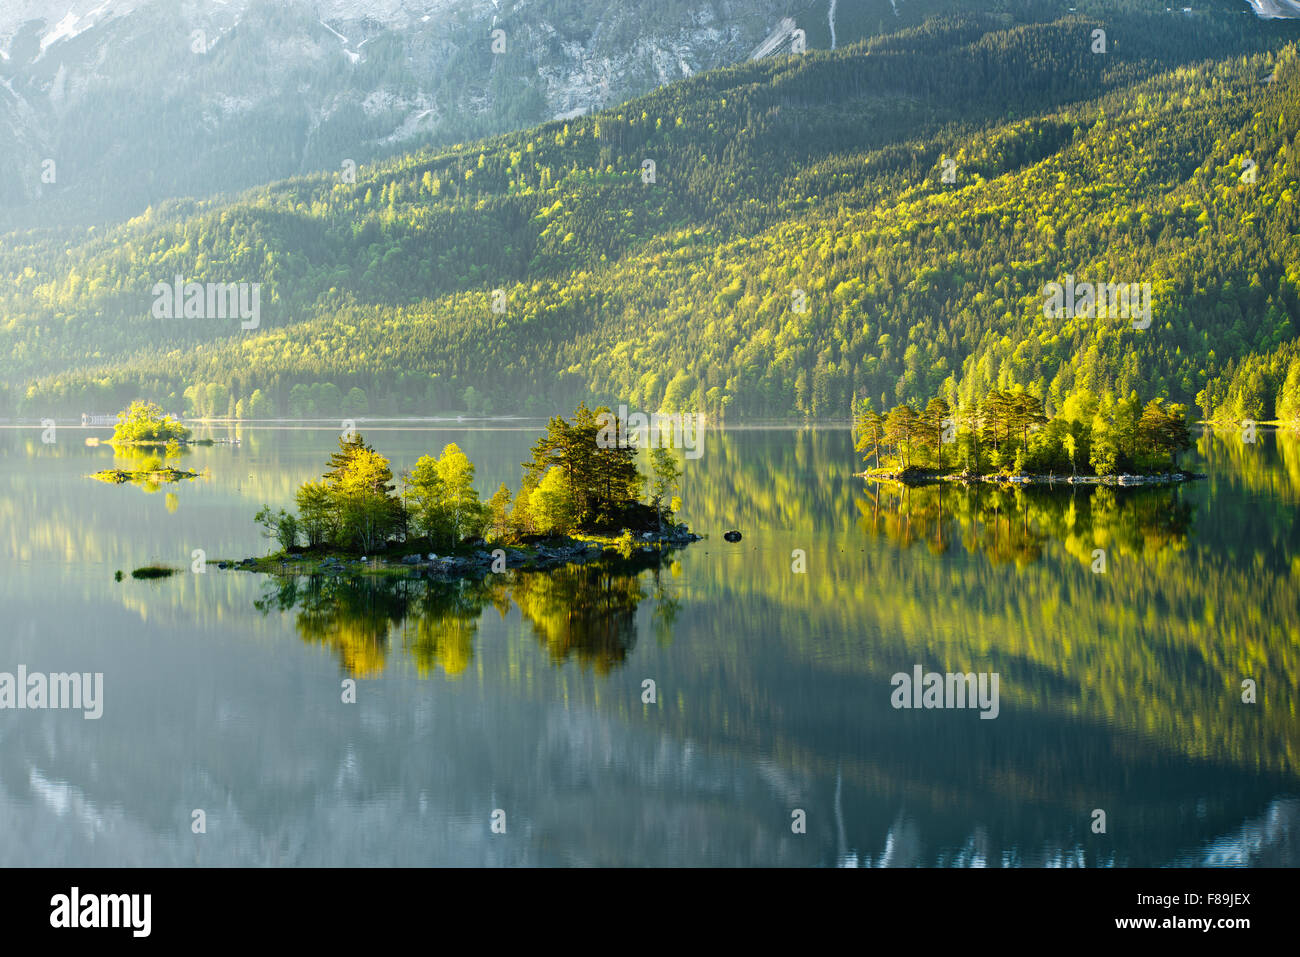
218 524 704 579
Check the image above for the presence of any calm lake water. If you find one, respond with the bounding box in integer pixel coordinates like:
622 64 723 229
0 422 1296 866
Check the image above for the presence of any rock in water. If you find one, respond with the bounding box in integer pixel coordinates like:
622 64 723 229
723 530 742 543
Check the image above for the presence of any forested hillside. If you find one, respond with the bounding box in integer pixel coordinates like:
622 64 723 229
3 3 1299 421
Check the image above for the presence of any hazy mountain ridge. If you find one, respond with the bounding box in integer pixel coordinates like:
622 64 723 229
0 0 968 231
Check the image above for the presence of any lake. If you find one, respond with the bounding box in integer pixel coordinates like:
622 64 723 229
0 422 1296 866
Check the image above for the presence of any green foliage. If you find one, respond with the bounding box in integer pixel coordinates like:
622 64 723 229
332 446 404 552
510 482 537 538
275 404 672 551
245 389 274 419
485 483 515 543
342 387 369 416
1089 415 1120 477
921 397 952 470
883 405 921 469
1138 399 1193 470
409 443 488 549
1278 354 1300 425
130 565 177 579
295 481 335 547
865 386 1190 476
1201 339 1300 424
286 433 406 552
10 10 1300 421
110 400 191 445
255 505 299 554
648 447 683 532
529 466 578 536
523 402 643 530
853 398 886 470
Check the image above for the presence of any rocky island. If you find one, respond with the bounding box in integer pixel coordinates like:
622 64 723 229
238 403 699 580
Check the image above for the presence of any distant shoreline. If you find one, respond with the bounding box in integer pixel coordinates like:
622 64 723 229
857 468 1208 487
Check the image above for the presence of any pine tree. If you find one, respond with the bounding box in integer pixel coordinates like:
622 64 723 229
884 405 921 469
922 397 951 470
326 432 375 484
853 398 885 471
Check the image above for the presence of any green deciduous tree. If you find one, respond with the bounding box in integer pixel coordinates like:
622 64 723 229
255 505 299 553
333 446 404 552
295 480 335 547
485 483 514 542
111 399 190 444
1090 414 1119 476
529 466 577 535
409 443 487 548
648 446 682 538
1138 399 1192 471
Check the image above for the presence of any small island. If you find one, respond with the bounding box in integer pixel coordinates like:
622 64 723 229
106 399 212 447
92 465 201 485
852 388 1203 486
88 400 205 485
230 402 700 580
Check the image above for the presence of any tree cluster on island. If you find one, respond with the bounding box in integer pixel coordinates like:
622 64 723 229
86 401 204 487
109 400 194 446
852 388 1193 479
255 403 687 556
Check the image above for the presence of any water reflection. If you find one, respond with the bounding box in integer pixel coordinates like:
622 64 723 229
855 482 1196 567
91 442 200 493
254 555 678 678
1 424 1297 866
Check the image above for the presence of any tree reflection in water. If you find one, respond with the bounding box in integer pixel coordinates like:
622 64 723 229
254 553 676 678
856 482 1195 567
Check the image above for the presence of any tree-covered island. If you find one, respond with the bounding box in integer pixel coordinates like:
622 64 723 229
854 388 1198 485
242 403 698 577
89 400 206 485
107 400 201 447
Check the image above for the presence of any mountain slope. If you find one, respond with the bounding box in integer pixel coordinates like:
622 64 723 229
3 4 1299 421
0 0 1026 232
